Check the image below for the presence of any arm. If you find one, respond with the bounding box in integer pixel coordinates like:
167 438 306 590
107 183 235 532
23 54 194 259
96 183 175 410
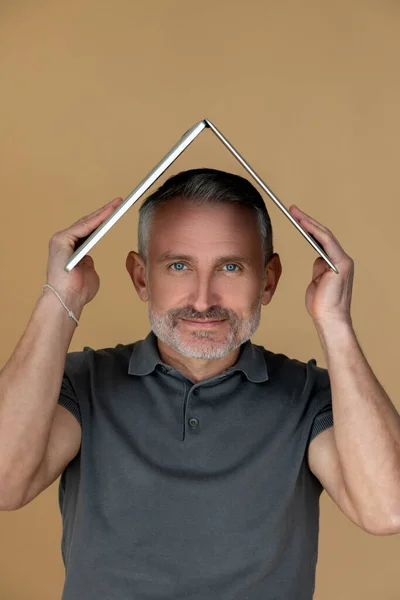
0 290 83 509
288 203 400 534
0 195 122 509
315 319 400 533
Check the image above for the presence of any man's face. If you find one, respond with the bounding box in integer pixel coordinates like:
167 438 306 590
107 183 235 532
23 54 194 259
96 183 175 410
135 199 277 359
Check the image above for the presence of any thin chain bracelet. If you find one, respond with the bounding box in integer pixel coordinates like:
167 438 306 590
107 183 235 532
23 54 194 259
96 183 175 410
42 284 79 326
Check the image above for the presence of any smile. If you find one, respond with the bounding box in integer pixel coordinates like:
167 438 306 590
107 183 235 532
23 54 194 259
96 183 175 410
181 319 226 328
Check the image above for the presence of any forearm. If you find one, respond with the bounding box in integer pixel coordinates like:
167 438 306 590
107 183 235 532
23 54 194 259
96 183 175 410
315 319 400 530
0 290 83 507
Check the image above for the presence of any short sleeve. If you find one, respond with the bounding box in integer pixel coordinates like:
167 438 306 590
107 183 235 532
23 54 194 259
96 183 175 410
58 348 92 427
59 369 81 426
304 358 334 445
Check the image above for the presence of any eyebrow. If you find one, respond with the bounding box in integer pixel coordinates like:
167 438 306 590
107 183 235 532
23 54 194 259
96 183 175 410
156 252 253 267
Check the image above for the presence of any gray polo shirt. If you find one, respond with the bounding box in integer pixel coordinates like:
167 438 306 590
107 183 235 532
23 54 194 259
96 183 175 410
58 330 333 600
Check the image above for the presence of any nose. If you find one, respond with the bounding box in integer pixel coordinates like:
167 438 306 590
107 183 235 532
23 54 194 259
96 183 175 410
188 272 220 314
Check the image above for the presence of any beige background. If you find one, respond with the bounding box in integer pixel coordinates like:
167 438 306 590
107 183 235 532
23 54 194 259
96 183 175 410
1 0 399 598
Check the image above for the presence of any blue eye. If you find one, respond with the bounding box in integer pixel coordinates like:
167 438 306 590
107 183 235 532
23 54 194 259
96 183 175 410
169 263 240 272
170 263 187 271
224 264 239 272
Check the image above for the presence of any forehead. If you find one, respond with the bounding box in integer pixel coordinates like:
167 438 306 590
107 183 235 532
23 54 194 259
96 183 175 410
148 198 261 259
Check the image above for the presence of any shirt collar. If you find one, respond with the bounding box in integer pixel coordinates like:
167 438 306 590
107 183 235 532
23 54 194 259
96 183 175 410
128 330 269 383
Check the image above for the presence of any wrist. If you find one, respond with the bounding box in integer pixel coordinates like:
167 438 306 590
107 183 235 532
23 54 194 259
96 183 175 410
313 318 357 361
41 286 84 323
314 316 354 338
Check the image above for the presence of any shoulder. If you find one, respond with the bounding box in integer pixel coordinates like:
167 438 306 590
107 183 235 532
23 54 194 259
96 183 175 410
64 340 139 376
252 341 329 395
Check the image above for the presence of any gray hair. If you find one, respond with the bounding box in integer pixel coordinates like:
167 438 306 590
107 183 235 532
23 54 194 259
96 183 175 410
138 168 274 271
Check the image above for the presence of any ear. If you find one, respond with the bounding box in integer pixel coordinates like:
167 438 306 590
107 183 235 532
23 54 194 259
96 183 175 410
126 251 149 302
261 254 282 306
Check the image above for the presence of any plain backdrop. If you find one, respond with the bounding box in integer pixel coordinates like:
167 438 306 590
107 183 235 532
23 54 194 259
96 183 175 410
0 0 399 598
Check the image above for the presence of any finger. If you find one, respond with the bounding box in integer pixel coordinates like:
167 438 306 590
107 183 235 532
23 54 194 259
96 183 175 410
63 198 123 240
83 196 123 220
72 197 123 228
290 204 343 248
312 257 328 282
81 254 94 267
289 205 329 232
299 216 347 263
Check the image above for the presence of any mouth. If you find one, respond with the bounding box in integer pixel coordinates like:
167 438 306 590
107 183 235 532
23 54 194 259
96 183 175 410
181 318 226 328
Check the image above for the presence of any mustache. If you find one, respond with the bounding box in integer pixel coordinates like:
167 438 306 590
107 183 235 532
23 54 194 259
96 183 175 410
169 306 235 321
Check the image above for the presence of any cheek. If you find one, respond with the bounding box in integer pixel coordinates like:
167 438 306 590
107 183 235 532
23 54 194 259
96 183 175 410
148 273 183 306
223 278 259 300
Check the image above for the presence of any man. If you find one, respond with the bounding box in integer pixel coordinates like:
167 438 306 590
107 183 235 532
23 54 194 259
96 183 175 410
0 168 399 600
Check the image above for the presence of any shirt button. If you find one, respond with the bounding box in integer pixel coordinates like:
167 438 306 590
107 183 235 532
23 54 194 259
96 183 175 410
188 417 199 428
192 389 199 395
160 366 167 373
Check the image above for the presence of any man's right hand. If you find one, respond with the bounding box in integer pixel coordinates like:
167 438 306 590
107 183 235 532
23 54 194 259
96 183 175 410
44 196 124 310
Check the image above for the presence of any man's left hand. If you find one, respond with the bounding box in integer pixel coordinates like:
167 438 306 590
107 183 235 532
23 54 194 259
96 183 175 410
288 205 354 326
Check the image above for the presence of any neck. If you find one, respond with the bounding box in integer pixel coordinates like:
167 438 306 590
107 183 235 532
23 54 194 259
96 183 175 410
156 338 241 383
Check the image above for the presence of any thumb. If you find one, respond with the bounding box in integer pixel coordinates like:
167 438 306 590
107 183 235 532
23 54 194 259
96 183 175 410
312 257 327 283
81 255 94 267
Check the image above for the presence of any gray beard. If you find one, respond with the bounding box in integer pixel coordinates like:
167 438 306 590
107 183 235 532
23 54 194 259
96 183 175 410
147 288 263 360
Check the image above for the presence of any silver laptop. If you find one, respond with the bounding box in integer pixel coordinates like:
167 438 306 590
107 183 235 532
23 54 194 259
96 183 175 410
64 119 338 274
